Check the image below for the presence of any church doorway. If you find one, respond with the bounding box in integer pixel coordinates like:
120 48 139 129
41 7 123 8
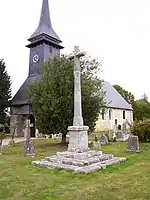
28 115 36 137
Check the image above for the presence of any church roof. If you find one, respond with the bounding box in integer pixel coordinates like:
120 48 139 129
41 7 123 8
28 0 61 42
11 76 40 106
102 81 133 110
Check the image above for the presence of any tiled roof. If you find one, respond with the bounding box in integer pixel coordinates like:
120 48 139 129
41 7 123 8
102 81 133 110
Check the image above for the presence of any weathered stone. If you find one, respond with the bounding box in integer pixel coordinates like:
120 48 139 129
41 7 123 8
127 135 140 152
32 154 126 173
99 135 108 145
24 138 35 157
68 126 89 153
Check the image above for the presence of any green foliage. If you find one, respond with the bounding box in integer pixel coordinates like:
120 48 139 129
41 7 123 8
0 59 11 124
134 98 150 121
0 124 6 140
130 120 150 142
29 55 105 139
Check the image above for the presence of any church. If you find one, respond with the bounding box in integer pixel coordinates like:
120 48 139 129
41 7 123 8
10 0 133 137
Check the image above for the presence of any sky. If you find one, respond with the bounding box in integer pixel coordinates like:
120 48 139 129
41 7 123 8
0 0 150 100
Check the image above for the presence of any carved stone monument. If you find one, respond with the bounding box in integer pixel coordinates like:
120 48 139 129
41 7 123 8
32 46 127 173
127 135 140 153
24 120 35 157
68 46 89 152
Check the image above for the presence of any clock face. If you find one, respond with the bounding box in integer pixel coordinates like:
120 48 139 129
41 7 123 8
33 55 39 63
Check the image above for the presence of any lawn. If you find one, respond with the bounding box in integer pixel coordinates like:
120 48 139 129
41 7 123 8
0 139 150 200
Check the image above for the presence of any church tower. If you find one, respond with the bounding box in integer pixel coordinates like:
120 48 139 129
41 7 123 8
10 0 64 137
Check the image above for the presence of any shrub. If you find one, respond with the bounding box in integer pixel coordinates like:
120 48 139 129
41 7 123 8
130 120 150 142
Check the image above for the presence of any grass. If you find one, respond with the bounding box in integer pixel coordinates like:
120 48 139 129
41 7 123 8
0 139 150 200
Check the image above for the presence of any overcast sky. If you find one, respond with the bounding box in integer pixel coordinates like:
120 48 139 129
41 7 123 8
0 0 150 99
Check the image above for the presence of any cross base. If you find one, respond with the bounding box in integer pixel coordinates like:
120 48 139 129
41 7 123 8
67 126 89 153
32 150 127 174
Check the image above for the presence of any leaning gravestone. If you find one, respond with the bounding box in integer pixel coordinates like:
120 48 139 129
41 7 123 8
127 135 140 152
32 46 127 173
99 135 108 145
24 120 35 157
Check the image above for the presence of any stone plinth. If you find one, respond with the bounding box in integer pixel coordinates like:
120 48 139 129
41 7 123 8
68 126 89 153
32 150 127 174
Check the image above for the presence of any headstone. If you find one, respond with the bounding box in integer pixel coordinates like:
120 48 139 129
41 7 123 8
99 135 108 145
0 139 3 155
113 125 118 141
24 119 35 157
24 138 35 157
122 122 128 135
127 136 140 152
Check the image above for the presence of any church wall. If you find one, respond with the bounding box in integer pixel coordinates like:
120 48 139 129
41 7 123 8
95 108 133 132
44 44 60 62
10 115 27 137
29 44 44 76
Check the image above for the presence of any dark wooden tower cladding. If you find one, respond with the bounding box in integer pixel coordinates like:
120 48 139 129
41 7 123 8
10 0 64 137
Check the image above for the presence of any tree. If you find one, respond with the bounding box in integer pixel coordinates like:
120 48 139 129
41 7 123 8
29 55 105 143
113 84 135 105
0 60 11 124
134 94 150 121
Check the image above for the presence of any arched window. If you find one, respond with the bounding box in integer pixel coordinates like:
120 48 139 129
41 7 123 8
109 109 112 120
123 110 126 120
102 108 105 120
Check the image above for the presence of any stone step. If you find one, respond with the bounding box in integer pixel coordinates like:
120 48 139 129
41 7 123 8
32 156 127 174
44 154 114 167
32 160 78 171
56 150 103 160
101 157 127 167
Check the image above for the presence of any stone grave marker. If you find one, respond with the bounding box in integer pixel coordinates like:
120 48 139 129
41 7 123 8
127 135 140 152
99 135 108 145
24 120 35 157
112 124 118 141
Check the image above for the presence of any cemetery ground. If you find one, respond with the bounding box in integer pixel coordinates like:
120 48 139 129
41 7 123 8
0 139 150 200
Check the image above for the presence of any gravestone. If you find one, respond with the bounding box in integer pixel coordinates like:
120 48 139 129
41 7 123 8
32 46 127 173
112 124 118 141
127 135 140 152
24 120 35 157
122 122 128 135
99 135 108 145
0 139 3 155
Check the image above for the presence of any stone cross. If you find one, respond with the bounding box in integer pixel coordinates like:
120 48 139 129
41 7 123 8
68 46 89 153
69 46 86 126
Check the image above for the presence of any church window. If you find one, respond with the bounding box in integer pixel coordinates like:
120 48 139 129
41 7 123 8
102 109 105 120
109 109 112 120
123 110 126 119
49 46 52 53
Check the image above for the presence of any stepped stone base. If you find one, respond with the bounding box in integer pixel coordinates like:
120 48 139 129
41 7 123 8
32 150 127 173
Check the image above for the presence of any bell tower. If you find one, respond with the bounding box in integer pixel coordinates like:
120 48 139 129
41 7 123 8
10 0 64 137
26 0 63 77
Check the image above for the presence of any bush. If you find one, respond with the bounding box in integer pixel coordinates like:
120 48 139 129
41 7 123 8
130 120 150 142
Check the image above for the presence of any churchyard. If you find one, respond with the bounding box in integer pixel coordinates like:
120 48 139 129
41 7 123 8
0 138 150 200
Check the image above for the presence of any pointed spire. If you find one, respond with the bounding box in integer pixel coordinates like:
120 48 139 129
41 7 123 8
29 0 61 42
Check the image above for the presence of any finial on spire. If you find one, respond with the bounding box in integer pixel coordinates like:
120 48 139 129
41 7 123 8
28 0 61 42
